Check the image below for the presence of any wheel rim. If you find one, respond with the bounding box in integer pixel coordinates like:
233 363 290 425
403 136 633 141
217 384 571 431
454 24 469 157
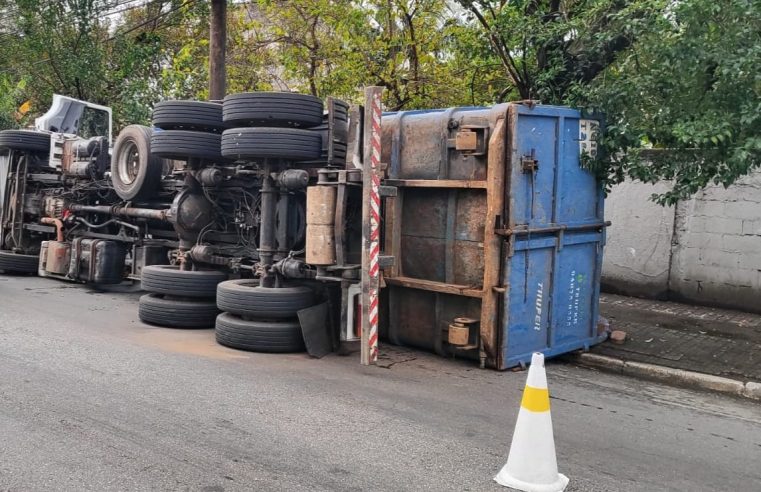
117 140 140 184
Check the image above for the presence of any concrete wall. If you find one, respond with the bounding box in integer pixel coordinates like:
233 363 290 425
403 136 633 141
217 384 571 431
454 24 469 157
602 170 761 313
602 180 675 299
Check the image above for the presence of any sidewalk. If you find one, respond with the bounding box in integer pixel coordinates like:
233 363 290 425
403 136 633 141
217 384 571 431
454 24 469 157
576 293 761 399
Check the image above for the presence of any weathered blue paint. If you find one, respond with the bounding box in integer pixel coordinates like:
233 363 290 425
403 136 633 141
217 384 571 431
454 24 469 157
502 105 605 367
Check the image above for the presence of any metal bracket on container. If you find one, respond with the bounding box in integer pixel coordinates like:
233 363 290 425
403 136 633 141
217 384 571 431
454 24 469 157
521 149 538 173
378 255 395 268
448 125 489 156
379 185 397 197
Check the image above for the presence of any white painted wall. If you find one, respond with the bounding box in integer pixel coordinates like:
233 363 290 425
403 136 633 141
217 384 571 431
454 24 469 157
602 180 675 298
602 170 761 313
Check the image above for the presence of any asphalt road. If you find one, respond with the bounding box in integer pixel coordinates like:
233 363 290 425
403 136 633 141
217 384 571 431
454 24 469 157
0 275 760 492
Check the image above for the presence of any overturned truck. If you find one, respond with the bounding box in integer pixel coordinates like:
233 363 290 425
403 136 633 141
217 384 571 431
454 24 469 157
0 96 175 282
0 91 606 369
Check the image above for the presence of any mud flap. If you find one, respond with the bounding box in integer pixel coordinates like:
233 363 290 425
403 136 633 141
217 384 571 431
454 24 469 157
298 302 332 358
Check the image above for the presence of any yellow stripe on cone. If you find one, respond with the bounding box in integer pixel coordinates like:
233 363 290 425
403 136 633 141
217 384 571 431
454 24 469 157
495 352 569 492
520 386 551 413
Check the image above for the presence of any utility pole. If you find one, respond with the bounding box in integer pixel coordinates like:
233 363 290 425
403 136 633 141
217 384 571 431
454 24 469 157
209 0 227 100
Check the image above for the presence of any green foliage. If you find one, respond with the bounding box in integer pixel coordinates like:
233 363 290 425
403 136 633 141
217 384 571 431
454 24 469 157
0 76 28 130
237 1 474 110
458 0 761 203
454 0 655 103
0 0 209 131
583 0 761 204
0 0 757 202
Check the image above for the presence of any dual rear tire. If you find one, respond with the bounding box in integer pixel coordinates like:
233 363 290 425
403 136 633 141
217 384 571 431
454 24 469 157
138 294 219 329
222 92 323 128
151 101 225 133
221 128 322 161
138 265 227 329
220 92 324 162
150 101 226 162
215 314 305 353
214 279 314 353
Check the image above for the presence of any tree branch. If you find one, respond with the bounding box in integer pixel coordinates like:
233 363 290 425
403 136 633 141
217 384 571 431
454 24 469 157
464 3 528 97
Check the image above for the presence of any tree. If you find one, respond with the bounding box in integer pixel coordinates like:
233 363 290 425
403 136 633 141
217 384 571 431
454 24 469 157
0 0 209 130
585 0 761 204
455 0 761 203
242 0 474 110
454 0 656 103
1 0 757 203
345 0 474 109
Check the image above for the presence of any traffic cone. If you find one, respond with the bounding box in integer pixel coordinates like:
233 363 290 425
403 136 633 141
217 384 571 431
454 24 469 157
494 352 569 492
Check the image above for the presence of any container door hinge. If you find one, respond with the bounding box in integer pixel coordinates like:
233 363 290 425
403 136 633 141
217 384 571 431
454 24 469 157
521 149 538 173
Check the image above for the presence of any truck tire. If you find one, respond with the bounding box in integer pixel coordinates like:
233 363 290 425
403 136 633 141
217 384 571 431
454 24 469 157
216 280 314 319
150 130 223 161
152 101 226 133
141 265 228 298
138 293 219 328
222 92 323 128
0 130 50 153
0 250 38 274
215 313 305 353
111 125 163 200
221 128 322 161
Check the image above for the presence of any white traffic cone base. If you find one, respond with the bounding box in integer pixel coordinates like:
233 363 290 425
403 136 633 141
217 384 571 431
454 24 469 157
495 470 569 492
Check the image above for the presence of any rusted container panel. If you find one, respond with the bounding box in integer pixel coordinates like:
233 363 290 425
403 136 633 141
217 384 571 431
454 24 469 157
397 187 485 286
382 103 605 369
388 288 482 355
381 108 491 181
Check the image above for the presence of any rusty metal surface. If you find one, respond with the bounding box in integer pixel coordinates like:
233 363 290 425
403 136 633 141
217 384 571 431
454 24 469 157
452 242 484 286
45 240 71 274
306 186 336 225
68 204 168 221
453 190 486 242
480 117 507 368
454 129 478 151
61 139 73 174
40 217 64 242
305 224 335 265
382 107 503 182
400 235 445 281
381 105 509 366
396 185 486 286
381 104 605 369
388 287 482 357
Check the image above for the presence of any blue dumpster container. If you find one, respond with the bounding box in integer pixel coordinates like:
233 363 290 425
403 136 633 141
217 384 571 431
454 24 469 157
380 102 607 369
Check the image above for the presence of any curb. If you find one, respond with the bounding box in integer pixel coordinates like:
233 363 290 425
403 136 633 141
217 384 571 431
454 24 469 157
573 353 761 401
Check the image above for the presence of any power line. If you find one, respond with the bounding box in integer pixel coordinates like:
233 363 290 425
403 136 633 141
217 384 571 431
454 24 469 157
108 0 197 40
0 0 198 76
0 0 163 29
102 0 157 17
0 0 192 42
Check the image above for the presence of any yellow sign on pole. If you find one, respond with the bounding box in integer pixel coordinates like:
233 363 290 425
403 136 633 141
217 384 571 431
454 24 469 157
18 100 31 115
